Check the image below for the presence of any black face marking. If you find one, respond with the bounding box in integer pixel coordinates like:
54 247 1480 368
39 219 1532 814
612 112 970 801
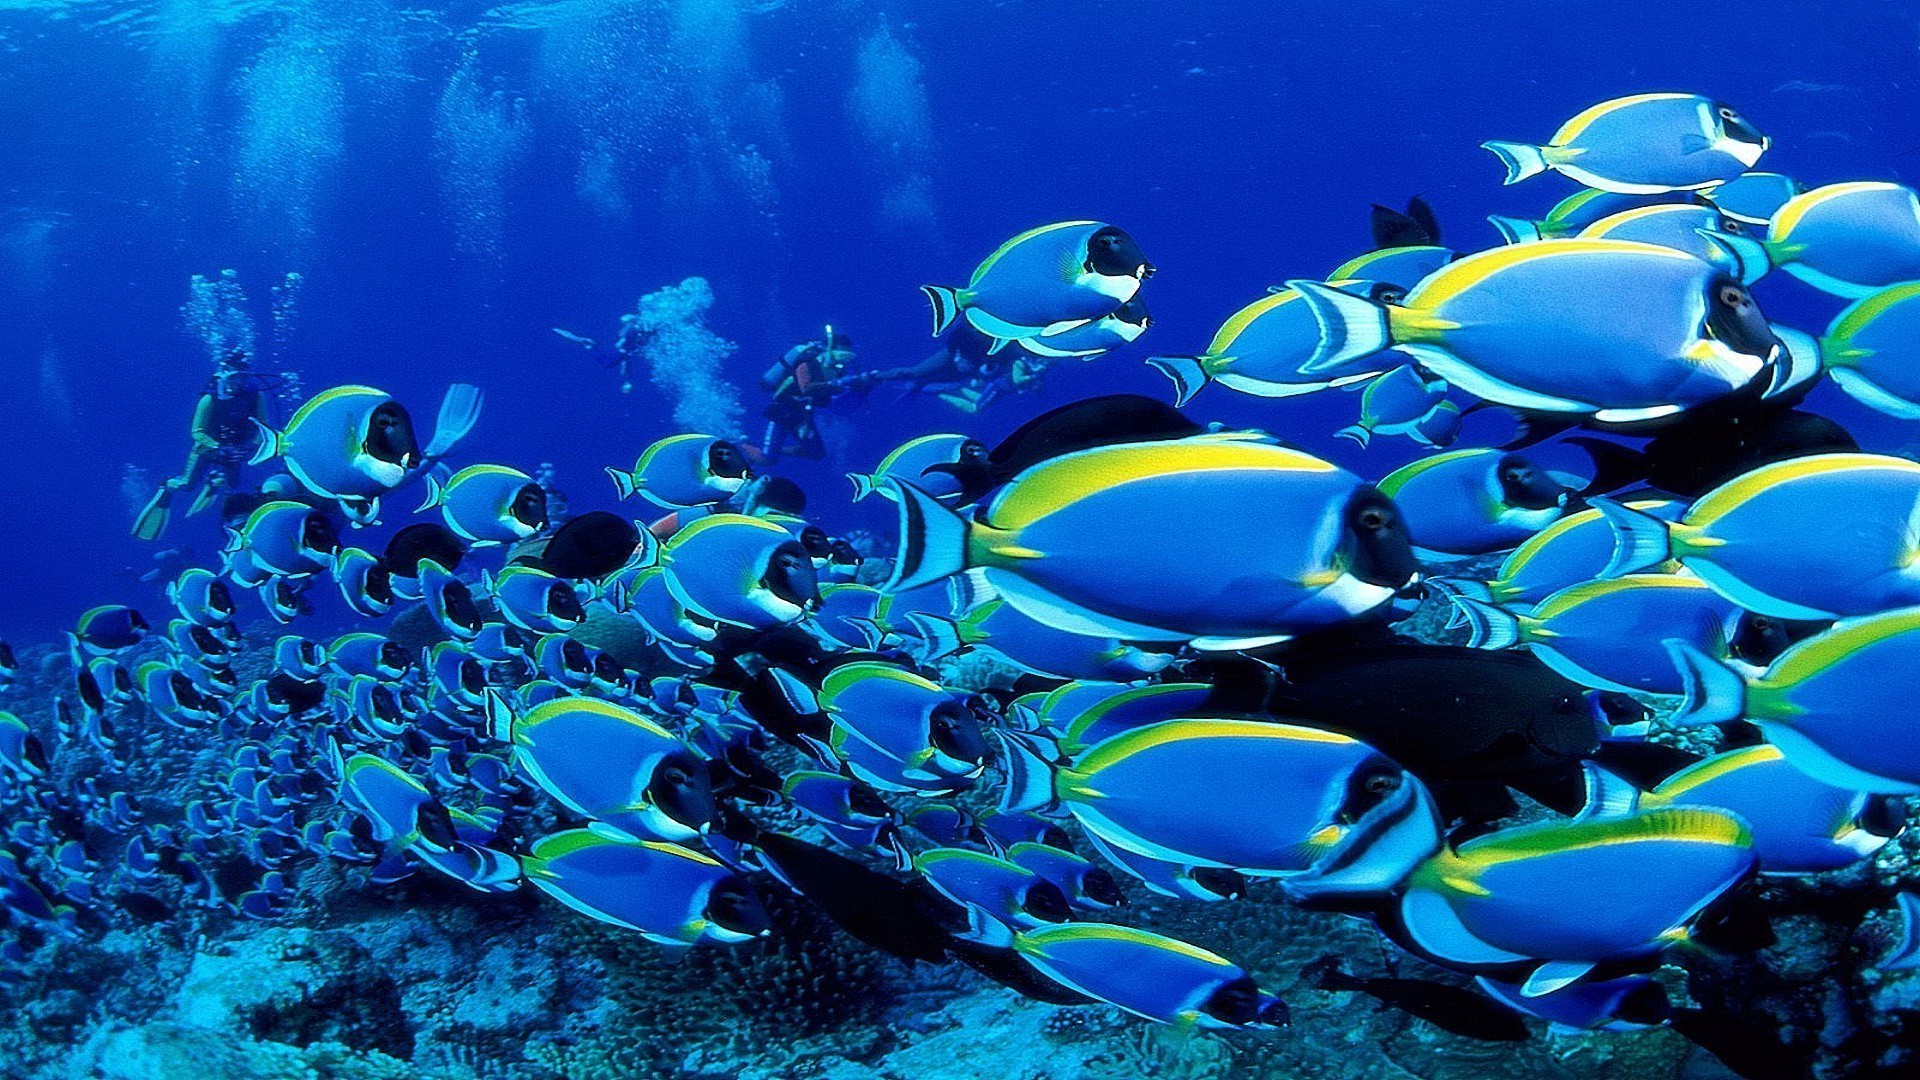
510 485 549 532
364 402 419 467
762 542 821 610
1342 486 1421 589
707 441 749 479
546 581 585 623
1495 453 1565 511
927 701 988 766
1022 881 1072 924
301 513 341 556
413 801 460 850
648 750 717 832
706 878 772 937
1703 275 1781 363
1085 226 1153 279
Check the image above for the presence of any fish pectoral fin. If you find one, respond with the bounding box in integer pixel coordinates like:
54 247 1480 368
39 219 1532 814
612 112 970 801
1522 960 1597 998
1440 871 1492 898
985 544 1044 561
1679 134 1714 154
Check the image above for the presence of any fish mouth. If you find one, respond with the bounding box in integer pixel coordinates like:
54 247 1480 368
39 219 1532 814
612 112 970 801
1136 263 1157 280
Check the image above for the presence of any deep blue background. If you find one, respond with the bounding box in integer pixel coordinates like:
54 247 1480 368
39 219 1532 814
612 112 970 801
1 0 1916 642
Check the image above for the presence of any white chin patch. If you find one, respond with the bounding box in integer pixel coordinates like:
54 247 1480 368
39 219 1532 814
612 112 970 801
1317 573 1396 616
705 924 760 943
713 475 746 494
752 588 806 624
1721 137 1766 169
357 455 406 488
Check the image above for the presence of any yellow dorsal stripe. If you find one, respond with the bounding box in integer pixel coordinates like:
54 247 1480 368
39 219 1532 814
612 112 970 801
1772 182 1903 241
1579 202 1705 237
287 385 386 432
1207 290 1300 357
1551 93 1692 146
972 221 1095 284
1406 239 1694 312
1652 744 1784 801
988 440 1336 533
1020 923 1233 966
1686 453 1920 530
1770 606 1920 686
1829 282 1920 344
1072 718 1355 777
1530 573 1709 623
523 696 677 741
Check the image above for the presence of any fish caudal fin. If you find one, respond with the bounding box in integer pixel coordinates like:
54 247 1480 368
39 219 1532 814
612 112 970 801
906 613 966 662
1487 215 1545 244
482 689 518 744
605 468 640 501
921 285 961 336
1334 424 1371 448
415 475 447 514
1289 280 1393 375
1481 140 1549 185
847 473 877 502
1575 764 1644 823
1590 497 1673 578
1144 355 1212 408
885 480 973 593
992 729 1061 815
246 420 283 467
1695 228 1773 286
1829 368 1920 420
1450 597 1523 650
1284 777 1443 907
1664 640 1748 728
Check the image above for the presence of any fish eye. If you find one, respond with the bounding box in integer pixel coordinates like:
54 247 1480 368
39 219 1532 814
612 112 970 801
1723 220 1744 234
1718 284 1749 308
1719 107 1737 119
1363 770 1399 796
1380 290 1405 305
1749 616 1775 631
1359 507 1389 530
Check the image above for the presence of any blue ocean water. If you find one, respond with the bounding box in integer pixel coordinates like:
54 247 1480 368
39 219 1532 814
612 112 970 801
3 0 1913 638
9 3 1920 1077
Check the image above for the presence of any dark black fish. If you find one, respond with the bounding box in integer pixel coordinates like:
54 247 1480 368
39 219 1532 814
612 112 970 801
1303 956 1529 1043
386 523 466 576
1554 408 1857 499
750 831 955 963
928 394 1204 502
1235 644 1609 786
538 511 641 580
1370 196 1442 249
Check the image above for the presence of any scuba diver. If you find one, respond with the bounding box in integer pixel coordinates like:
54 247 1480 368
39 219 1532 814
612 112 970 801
133 348 280 541
754 327 878 465
868 322 1043 414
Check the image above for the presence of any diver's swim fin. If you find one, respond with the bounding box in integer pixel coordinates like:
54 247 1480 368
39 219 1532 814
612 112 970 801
425 383 485 459
132 487 174 541
185 485 220 517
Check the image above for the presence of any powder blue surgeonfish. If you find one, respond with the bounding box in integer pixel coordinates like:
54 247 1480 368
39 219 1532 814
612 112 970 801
661 514 820 630
1012 923 1290 1029
1047 718 1429 877
1597 454 1920 619
333 750 520 893
1581 749 1901 874
1291 239 1785 424
887 437 1422 651
166 568 235 627
911 580 1178 684
783 771 908 861
605 434 750 509
521 830 770 946
1006 841 1124 911
482 565 586 634
1702 171 1802 227
913 847 1072 945
1335 365 1459 449
1453 574 1742 695
1145 282 1401 407
1378 449 1582 557
849 434 988 505
1707 181 1920 298
1483 94 1768 194
1488 189 1700 244
0 712 49 780
1429 499 1683 610
484 692 716 840
816 662 989 794
331 548 395 617
1576 203 1752 276
419 465 548 547
1397 808 1754 997
250 385 419 515
72 605 150 656
1665 608 1920 794
226 501 340 578
1015 298 1152 360
1815 282 1920 419
922 221 1154 343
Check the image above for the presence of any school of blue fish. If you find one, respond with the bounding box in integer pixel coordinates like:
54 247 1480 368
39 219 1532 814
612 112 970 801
12 91 1920 1068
